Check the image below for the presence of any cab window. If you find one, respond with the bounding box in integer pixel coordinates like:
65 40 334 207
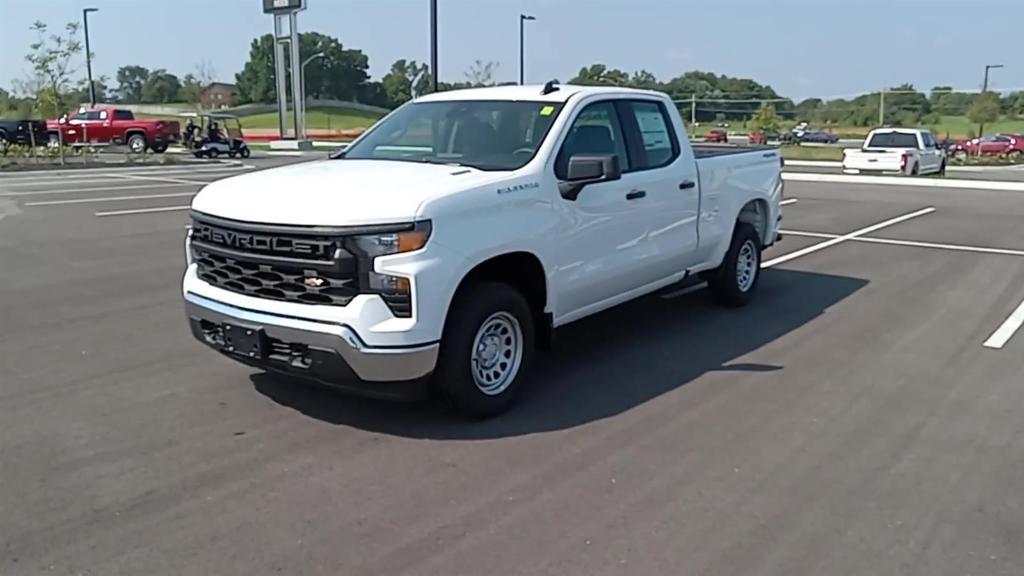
555 101 630 179
625 100 679 169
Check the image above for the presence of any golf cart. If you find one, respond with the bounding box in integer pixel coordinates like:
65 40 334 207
181 112 251 159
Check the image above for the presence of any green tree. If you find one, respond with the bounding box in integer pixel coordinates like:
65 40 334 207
235 32 371 104
968 92 1000 135
115 65 149 103
464 60 499 87
570 64 629 86
380 59 431 108
629 70 660 90
141 70 181 103
749 103 781 133
24 20 82 118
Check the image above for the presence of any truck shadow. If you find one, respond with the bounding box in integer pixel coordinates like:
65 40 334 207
251 269 867 439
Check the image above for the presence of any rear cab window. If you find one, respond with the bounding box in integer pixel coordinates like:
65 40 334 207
867 132 920 148
114 110 134 121
622 100 680 169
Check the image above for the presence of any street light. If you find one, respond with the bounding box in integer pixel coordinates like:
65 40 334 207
82 8 99 106
519 14 536 85
299 51 325 140
979 63 1004 138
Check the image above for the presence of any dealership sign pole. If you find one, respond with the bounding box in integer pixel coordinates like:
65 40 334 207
264 0 307 140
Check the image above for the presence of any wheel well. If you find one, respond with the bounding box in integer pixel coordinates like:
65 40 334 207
125 130 146 141
454 252 551 347
737 199 770 246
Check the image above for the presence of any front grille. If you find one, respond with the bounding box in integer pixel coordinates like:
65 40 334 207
190 215 358 307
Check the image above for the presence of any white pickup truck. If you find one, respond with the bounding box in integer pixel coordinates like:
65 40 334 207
842 128 946 176
183 84 783 417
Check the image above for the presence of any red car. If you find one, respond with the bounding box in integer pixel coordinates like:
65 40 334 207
47 107 181 153
948 134 1024 159
704 129 728 143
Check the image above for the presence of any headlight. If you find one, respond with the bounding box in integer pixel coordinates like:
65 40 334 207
349 221 431 258
348 221 431 318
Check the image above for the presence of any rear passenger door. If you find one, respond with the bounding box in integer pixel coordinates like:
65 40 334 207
619 99 700 274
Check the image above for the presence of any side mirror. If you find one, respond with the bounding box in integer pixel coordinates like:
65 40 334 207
558 154 622 201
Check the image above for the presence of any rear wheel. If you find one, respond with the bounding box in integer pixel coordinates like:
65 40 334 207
1009 150 1023 163
150 142 168 154
705 223 762 307
126 133 147 154
434 282 535 418
240 147 251 158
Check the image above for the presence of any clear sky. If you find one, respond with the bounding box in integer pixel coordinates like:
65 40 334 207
2 0 1021 100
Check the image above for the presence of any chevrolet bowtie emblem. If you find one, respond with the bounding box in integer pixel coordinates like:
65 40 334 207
304 277 326 288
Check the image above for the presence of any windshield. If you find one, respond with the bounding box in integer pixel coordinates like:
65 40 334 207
867 132 919 148
340 100 564 171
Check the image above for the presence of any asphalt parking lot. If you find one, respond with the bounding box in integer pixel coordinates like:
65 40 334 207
3 162 1024 575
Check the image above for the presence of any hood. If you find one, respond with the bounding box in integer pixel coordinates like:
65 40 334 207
190 159 505 226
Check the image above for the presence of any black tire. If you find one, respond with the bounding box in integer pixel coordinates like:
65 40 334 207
705 223 762 307
150 142 168 154
126 133 147 154
240 147 251 158
910 163 919 176
209 148 220 158
938 161 947 176
228 151 237 158
434 282 535 418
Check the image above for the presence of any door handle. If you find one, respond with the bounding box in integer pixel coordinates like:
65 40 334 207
679 180 696 190
625 189 646 200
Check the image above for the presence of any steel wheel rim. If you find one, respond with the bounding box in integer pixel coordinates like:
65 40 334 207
736 240 758 292
470 312 523 396
129 138 144 153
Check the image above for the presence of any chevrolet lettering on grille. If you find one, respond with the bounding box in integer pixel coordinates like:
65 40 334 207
192 223 335 258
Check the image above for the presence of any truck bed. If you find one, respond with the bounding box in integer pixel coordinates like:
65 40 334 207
692 144 776 159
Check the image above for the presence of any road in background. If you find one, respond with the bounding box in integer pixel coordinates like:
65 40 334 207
2 167 1024 575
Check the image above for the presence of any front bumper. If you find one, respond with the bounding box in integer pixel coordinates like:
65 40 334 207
185 292 438 401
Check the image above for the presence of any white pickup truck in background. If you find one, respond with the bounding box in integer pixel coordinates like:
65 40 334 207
183 83 784 417
842 128 946 176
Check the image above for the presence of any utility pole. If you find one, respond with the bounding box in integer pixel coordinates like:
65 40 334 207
430 0 438 92
519 14 536 85
82 8 99 106
979 63 1004 138
690 94 696 126
878 88 885 126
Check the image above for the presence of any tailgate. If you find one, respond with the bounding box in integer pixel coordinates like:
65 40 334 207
843 150 903 171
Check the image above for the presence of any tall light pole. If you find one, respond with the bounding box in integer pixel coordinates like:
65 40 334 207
299 52 325 140
979 63 1004 138
82 8 99 106
430 0 438 92
519 14 536 85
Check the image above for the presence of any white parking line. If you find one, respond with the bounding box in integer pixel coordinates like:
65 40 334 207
95 205 190 217
111 173 209 185
780 198 799 206
0 165 247 186
783 172 1024 192
0 182 201 197
762 207 936 268
781 230 1024 257
983 299 1024 349
25 192 197 206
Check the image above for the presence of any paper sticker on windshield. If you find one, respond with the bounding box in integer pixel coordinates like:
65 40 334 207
540 105 555 116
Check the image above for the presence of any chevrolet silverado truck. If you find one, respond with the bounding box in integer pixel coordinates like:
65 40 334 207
842 128 946 176
47 107 180 153
183 84 784 417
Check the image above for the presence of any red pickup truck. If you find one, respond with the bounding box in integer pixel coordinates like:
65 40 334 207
47 107 181 153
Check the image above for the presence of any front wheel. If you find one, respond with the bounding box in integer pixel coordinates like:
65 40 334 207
434 282 535 418
705 223 762 307
150 142 168 154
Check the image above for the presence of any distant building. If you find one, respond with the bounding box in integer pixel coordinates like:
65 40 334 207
201 83 239 110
